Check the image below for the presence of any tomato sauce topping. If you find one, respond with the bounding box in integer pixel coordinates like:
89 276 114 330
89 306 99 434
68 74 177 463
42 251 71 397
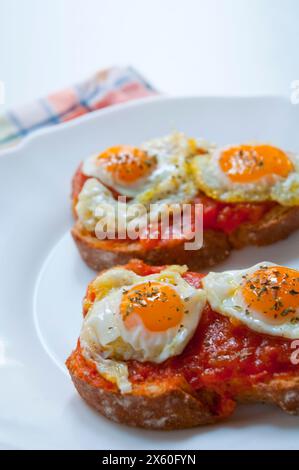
193 194 275 234
69 261 299 402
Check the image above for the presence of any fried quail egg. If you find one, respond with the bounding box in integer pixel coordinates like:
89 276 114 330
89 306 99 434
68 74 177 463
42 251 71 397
202 262 299 339
82 133 196 199
83 145 158 198
77 133 199 234
80 265 206 392
192 143 299 205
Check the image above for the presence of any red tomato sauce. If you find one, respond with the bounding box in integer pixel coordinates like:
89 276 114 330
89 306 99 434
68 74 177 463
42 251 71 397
128 306 297 392
69 261 298 402
194 194 275 234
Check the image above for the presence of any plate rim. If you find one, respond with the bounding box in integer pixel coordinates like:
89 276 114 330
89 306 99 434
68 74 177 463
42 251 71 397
1 92 298 449
0 93 291 158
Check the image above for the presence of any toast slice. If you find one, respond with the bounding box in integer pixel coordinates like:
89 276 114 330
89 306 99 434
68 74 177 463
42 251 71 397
228 204 299 249
67 345 299 429
66 343 234 430
71 203 299 272
71 222 231 272
66 260 299 430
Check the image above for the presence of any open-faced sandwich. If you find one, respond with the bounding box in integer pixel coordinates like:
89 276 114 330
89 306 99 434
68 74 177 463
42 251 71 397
71 133 299 271
66 259 299 429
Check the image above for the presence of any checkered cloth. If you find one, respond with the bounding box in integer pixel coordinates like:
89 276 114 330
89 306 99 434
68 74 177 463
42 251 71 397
0 67 156 149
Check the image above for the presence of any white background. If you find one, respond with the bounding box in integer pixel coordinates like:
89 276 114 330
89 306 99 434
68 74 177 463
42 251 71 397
0 0 299 109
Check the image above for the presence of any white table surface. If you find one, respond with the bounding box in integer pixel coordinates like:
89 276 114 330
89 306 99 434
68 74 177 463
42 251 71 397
0 0 299 110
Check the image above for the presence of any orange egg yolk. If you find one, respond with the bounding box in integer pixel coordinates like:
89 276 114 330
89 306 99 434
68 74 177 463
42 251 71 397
219 145 293 183
242 266 299 325
120 281 184 332
96 145 157 185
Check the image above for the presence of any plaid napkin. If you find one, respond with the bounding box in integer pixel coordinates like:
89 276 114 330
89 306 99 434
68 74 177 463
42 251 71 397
0 67 156 149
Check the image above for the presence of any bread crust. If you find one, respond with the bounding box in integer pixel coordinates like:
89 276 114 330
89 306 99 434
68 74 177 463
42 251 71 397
229 205 299 248
68 366 299 429
239 375 299 415
72 205 299 272
71 222 230 272
69 373 227 429
67 364 299 429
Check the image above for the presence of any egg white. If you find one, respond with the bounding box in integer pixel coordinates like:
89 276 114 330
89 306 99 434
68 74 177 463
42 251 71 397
80 266 206 392
202 262 299 339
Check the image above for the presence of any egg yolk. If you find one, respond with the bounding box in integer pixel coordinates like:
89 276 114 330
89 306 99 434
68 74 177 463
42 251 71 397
120 281 184 332
96 146 157 185
242 266 299 325
219 145 293 183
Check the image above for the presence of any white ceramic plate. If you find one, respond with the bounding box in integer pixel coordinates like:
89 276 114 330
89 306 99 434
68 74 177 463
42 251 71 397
1 96 299 450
